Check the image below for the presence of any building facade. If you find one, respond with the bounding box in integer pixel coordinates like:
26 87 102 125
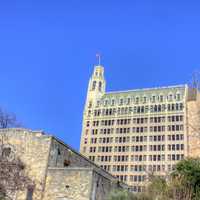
80 65 200 192
0 128 127 200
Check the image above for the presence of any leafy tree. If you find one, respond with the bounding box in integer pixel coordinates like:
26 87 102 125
146 175 170 200
107 158 200 200
171 158 200 200
106 189 137 200
144 158 200 200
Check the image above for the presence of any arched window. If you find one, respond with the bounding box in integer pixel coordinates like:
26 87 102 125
159 94 164 102
135 97 139 104
119 98 124 105
127 97 131 105
143 96 147 103
104 99 109 106
168 93 173 101
111 99 115 106
98 81 102 92
151 95 156 103
96 100 100 107
92 81 96 90
176 93 181 101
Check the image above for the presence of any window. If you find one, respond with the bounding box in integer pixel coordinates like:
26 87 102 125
168 94 173 101
86 121 90 127
111 99 115 106
92 81 96 90
98 81 102 91
176 93 181 101
104 100 109 106
135 97 139 104
151 95 156 103
26 187 34 200
127 98 131 105
160 95 164 102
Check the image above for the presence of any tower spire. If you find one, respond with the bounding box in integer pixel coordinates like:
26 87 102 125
96 53 101 65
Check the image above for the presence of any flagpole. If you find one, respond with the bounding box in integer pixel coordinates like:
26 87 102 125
96 53 101 65
99 54 101 65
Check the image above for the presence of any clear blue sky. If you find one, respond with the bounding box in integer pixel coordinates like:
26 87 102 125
0 0 199 150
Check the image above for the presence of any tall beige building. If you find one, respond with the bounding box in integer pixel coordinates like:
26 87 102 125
80 64 200 192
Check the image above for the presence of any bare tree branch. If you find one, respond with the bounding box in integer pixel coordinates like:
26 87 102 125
0 107 21 129
190 70 200 91
0 138 34 199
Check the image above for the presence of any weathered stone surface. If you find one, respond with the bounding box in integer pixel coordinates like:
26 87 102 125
0 129 51 200
43 168 92 200
0 128 126 200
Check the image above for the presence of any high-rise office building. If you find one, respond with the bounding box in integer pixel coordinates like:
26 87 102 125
80 64 200 192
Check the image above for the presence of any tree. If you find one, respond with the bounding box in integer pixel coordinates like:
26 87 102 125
0 107 20 129
0 140 34 200
106 189 137 200
140 158 200 200
0 107 32 199
170 158 200 200
146 175 170 200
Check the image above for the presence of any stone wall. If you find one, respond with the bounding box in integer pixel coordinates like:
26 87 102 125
0 129 128 200
0 128 52 200
43 168 93 200
48 137 116 180
43 167 122 200
91 170 120 200
48 138 91 168
187 91 200 157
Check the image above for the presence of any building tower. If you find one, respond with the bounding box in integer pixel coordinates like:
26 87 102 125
85 65 106 109
80 59 200 193
80 62 106 154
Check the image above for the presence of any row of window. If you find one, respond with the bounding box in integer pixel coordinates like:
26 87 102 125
98 146 112 153
92 153 185 163
98 137 113 143
89 134 184 144
91 80 102 92
92 103 184 117
113 155 129 162
90 115 183 127
88 144 184 153
131 155 147 162
97 93 183 107
129 164 178 172
112 158 184 172
130 175 146 182
97 155 112 162
116 175 128 183
113 165 128 172
88 125 184 136
116 127 131 134
100 166 176 182
168 144 184 151
98 162 182 175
